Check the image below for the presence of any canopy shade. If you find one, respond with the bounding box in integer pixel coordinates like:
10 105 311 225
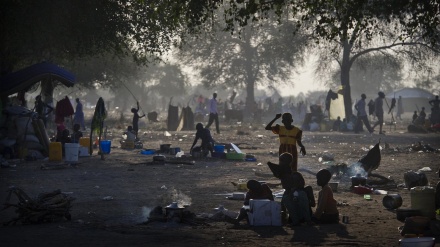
386 88 434 99
0 62 75 97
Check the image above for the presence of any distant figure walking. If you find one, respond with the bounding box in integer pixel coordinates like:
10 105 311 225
354 94 373 134
131 101 145 140
74 98 86 130
265 113 306 172
205 93 220 134
396 96 404 120
372 92 385 134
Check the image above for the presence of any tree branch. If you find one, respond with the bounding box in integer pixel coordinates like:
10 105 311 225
350 42 440 64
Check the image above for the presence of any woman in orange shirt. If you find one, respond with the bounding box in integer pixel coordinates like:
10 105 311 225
265 113 306 171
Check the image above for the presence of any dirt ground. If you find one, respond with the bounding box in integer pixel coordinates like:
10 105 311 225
1 115 440 247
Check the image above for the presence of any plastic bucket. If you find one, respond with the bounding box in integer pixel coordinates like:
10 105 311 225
65 143 80 162
49 142 63 161
214 145 225 153
382 194 403 209
411 186 435 219
100 140 111 154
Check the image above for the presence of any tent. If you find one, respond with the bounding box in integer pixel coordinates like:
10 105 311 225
385 88 435 113
0 62 76 97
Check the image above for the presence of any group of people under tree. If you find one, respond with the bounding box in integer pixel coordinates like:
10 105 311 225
344 91 440 134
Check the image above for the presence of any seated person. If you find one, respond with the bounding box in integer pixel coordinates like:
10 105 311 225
339 118 348 131
123 126 136 142
312 169 339 224
225 179 274 225
268 153 314 225
332 117 341 131
412 111 418 123
71 124 83 143
190 123 215 157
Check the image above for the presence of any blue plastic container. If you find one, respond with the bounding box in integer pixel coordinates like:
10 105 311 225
214 145 225 153
100 140 111 154
141 149 155 155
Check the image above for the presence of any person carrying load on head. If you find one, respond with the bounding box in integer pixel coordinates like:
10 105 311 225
265 112 306 172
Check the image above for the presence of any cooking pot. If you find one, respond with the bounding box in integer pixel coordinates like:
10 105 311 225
153 155 166 162
351 174 367 187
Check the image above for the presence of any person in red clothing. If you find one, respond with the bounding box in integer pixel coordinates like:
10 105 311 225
312 169 339 224
265 112 306 171
225 179 274 225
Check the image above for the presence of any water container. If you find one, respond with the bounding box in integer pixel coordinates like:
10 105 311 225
411 186 435 219
49 142 62 161
214 145 225 153
65 143 80 162
79 137 90 148
100 140 111 154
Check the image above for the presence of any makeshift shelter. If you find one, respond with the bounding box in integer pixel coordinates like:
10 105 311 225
329 93 345 120
386 88 435 113
167 104 179 131
0 62 75 97
0 62 76 159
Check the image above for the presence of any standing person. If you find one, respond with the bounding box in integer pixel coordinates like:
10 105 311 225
131 101 145 140
396 96 404 120
74 98 86 131
372 91 385 134
35 95 53 127
265 113 306 172
312 169 339 224
412 111 418 123
354 94 373 134
190 123 216 157
205 93 220 134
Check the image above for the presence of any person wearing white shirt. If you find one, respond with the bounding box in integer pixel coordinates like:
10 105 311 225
205 93 220 134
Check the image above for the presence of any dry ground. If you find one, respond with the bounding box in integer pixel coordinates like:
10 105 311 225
1 116 440 247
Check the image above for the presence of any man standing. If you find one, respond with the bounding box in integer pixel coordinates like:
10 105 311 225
372 91 385 134
205 93 220 134
354 94 373 134
397 96 404 120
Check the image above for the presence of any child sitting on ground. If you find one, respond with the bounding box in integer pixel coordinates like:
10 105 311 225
268 152 315 225
312 169 339 224
123 126 136 142
225 179 274 225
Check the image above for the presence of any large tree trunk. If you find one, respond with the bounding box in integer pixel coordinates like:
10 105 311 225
41 78 55 131
341 41 353 119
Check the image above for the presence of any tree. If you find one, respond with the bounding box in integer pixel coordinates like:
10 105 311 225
190 1 440 118
178 14 310 117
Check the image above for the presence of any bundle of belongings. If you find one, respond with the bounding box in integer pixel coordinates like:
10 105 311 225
0 105 50 160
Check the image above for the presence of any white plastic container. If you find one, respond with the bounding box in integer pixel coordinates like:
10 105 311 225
247 199 281 226
65 143 80 162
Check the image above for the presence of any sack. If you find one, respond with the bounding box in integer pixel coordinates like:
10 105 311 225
404 171 428 190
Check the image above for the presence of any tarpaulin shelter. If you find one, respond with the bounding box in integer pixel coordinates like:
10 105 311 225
329 93 345 120
0 62 76 97
167 104 179 131
385 88 435 113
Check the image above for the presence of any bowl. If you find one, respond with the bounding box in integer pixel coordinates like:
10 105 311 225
399 237 435 247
